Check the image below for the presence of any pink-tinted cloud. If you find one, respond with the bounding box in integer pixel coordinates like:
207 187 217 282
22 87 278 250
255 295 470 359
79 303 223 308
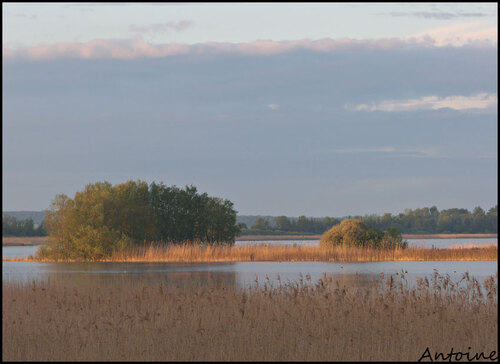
3 35 496 61
413 21 497 46
6 37 192 61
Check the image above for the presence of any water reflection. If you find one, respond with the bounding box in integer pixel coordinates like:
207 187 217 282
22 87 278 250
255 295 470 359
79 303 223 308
2 244 39 258
3 259 497 291
3 243 497 291
3 261 239 288
233 261 497 290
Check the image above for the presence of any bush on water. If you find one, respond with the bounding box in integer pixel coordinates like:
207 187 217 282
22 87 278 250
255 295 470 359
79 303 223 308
320 219 408 249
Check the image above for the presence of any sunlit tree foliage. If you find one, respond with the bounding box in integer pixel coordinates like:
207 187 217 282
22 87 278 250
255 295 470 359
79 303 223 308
39 180 240 260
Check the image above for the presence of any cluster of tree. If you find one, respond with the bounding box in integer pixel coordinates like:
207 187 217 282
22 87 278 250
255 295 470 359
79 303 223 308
39 180 240 260
247 216 339 234
2 215 47 237
320 219 407 250
359 205 498 234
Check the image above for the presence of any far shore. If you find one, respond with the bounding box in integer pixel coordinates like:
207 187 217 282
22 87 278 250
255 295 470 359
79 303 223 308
2 236 47 246
2 233 498 246
237 233 499 241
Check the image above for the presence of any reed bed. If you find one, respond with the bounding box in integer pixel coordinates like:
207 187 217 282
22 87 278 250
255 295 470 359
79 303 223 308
2 271 497 361
108 244 497 263
6 243 497 262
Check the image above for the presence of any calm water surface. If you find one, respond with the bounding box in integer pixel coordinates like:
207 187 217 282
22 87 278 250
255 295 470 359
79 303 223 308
3 241 497 289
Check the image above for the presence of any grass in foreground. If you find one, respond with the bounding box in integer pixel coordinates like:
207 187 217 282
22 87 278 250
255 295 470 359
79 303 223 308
5 243 497 262
2 271 497 361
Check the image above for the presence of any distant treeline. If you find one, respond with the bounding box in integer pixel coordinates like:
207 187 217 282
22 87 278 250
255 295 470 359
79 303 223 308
2 211 45 226
3 204 498 238
359 206 497 234
243 216 338 235
2 215 47 237
240 205 498 235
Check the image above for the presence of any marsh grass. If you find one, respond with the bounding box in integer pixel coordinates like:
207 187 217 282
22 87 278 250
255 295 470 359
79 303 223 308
7 243 496 262
2 271 497 361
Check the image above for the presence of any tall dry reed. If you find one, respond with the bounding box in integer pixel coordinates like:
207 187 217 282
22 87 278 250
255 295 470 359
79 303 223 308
14 243 497 263
3 272 497 361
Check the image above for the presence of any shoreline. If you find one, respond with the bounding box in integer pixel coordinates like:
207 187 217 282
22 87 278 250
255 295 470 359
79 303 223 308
236 233 498 241
402 233 498 239
2 236 47 246
3 244 497 263
2 233 498 246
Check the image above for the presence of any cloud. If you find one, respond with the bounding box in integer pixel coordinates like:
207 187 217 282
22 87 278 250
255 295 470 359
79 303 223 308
267 104 279 110
130 20 193 34
324 146 495 160
325 146 438 158
348 93 497 112
4 34 496 61
412 21 497 46
3 37 192 61
328 147 397 154
388 11 490 20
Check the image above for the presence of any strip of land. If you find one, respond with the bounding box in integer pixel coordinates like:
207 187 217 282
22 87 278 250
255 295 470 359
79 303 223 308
237 233 498 240
4 243 497 263
236 234 321 240
402 233 498 239
2 236 47 246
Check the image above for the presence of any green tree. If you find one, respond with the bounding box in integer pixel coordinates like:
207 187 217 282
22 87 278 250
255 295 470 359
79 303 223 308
2 216 46 237
39 180 240 260
296 215 313 232
274 216 292 231
251 217 271 231
321 217 338 231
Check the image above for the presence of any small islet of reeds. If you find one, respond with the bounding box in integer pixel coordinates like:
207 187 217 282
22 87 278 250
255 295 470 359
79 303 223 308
5 242 497 263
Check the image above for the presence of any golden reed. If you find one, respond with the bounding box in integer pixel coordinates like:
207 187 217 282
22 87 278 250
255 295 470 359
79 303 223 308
5 243 497 262
2 272 497 361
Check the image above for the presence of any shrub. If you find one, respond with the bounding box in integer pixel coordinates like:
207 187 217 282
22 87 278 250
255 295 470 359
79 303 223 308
320 219 407 249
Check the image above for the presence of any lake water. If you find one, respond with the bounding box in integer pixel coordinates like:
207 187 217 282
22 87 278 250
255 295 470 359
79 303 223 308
2 239 497 290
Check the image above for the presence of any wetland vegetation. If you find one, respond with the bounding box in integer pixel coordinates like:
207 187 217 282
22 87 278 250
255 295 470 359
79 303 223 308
2 181 497 362
6 243 497 263
2 271 497 361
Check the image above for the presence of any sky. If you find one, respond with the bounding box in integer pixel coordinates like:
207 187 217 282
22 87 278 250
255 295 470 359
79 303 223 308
2 2 498 217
